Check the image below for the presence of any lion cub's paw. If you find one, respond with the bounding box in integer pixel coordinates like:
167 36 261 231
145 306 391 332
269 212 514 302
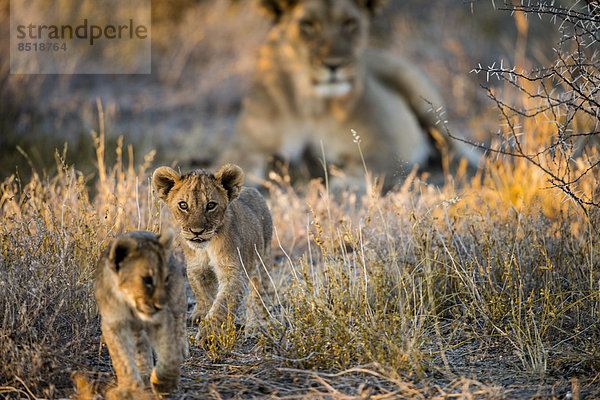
194 324 207 343
106 386 152 400
189 307 204 326
150 369 178 398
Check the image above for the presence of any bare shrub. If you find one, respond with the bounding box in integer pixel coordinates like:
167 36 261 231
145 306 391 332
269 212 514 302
470 0 600 218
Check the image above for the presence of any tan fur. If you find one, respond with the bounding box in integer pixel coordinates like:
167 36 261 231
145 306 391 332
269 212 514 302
152 164 273 340
219 0 479 189
94 230 187 398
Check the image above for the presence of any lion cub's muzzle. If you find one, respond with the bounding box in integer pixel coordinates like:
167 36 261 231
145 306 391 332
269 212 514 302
136 298 166 321
183 227 215 246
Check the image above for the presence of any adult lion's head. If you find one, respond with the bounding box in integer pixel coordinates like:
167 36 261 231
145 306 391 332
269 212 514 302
262 0 387 98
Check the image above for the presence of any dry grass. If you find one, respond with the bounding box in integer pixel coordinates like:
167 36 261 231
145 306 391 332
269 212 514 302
1 1 600 399
261 145 600 379
1 105 598 398
0 111 168 397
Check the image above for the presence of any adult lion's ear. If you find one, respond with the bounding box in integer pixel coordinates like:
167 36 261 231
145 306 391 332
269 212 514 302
215 164 244 201
152 167 180 201
356 0 388 15
108 236 137 273
260 0 298 23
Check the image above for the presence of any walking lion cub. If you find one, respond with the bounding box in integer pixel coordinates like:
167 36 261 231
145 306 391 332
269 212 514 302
152 164 273 340
94 230 188 399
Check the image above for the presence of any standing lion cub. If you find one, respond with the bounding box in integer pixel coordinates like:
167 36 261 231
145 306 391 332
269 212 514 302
152 164 273 340
94 230 187 399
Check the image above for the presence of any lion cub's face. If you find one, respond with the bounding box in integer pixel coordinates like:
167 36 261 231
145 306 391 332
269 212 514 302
152 164 244 249
264 0 378 98
106 231 174 322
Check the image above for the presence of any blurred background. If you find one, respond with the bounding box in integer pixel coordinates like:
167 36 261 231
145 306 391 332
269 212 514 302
0 0 562 181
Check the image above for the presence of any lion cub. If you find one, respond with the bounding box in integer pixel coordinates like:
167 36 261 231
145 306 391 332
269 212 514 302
152 164 273 340
94 230 187 399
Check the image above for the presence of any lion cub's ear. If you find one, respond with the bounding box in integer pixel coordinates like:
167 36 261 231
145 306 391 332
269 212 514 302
158 228 175 250
108 236 138 273
153 167 180 201
214 164 244 201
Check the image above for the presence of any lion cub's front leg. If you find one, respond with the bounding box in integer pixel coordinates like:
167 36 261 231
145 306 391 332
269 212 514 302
103 323 145 391
134 331 154 384
175 309 190 359
148 313 184 396
187 263 219 325
105 329 153 400
195 261 245 341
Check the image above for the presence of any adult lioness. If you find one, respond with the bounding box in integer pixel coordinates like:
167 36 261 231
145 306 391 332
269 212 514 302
152 164 272 340
219 0 479 189
94 230 187 399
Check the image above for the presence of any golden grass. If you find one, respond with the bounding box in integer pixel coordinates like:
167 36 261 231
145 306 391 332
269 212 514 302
1 106 599 397
2 0 598 398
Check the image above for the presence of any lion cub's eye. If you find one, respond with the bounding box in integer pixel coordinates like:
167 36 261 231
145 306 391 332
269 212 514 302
206 201 217 211
142 276 153 287
178 201 188 210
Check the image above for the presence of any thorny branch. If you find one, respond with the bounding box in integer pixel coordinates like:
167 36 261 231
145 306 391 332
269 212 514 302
461 0 600 217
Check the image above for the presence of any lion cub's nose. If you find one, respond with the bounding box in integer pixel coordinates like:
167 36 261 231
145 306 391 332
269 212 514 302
154 295 167 311
189 228 205 236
